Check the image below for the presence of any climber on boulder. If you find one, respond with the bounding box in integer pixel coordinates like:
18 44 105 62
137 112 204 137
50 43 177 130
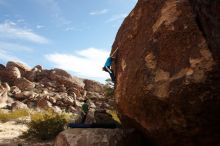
102 47 118 82
102 57 115 82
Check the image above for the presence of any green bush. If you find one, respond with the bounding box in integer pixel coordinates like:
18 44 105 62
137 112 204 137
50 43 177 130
104 78 114 97
27 110 72 140
0 109 29 122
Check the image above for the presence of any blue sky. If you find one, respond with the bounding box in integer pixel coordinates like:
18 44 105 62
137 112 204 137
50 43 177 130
0 0 137 83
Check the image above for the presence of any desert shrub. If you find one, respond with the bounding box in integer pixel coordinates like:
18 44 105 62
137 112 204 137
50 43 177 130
0 109 29 122
104 78 114 97
27 109 72 140
107 110 121 124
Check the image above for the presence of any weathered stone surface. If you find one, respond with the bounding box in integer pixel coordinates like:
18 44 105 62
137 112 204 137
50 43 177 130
13 78 35 90
11 101 28 110
6 61 31 76
54 128 124 146
62 96 74 105
0 64 5 70
32 65 43 71
75 100 83 108
10 86 21 95
48 71 84 97
68 106 77 113
8 66 21 80
1 83 10 92
87 91 105 100
51 68 72 79
48 96 56 104
14 92 30 100
0 67 21 83
25 70 38 82
14 91 37 101
26 101 36 108
189 0 220 64
37 98 52 109
94 110 119 125
112 0 220 145
84 108 95 124
0 85 9 108
84 79 104 93
52 106 62 113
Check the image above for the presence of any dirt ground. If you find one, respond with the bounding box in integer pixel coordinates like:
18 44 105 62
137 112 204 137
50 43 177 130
0 121 53 146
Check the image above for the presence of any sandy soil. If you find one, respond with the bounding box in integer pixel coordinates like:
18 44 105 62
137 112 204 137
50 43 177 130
0 121 53 146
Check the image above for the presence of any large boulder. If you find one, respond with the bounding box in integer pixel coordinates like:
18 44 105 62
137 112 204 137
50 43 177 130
54 128 124 146
49 69 84 88
51 68 72 78
112 0 220 146
14 90 36 100
54 129 149 146
13 78 35 90
7 66 21 79
25 70 38 82
0 64 6 70
84 79 104 93
6 61 31 76
0 66 21 83
48 70 84 97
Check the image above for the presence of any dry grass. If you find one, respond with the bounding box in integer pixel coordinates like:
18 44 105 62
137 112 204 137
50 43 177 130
26 109 73 140
107 110 121 124
0 109 29 122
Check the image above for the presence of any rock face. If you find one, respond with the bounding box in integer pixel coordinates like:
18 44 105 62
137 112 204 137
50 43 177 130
54 128 149 146
0 85 9 108
6 61 31 76
84 79 104 93
0 61 115 121
54 128 124 146
112 0 220 146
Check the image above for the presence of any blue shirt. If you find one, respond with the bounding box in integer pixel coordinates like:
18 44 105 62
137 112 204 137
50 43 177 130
104 57 112 67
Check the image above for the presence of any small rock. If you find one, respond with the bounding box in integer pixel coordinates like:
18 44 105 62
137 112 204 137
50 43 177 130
10 86 21 94
2 83 10 91
68 106 77 113
37 98 52 109
52 106 62 113
11 101 28 110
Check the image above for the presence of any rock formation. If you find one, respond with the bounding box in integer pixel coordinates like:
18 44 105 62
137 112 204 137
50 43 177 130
54 128 124 146
54 128 149 146
0 61 115 119
112 0 220 146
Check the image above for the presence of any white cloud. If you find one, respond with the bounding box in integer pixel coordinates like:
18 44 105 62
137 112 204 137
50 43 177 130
0 50 28 66
36 25 45 29
0 41 33 52
64 26 82 32
89 9 109 15
45 48 110 79
106 13 127 23
17 19 25 23
0 20 49 44
0 41 32 66
37 0 72 26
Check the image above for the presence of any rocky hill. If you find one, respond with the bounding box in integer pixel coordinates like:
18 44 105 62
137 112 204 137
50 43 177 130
111 0 220 146
0 61 115 121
